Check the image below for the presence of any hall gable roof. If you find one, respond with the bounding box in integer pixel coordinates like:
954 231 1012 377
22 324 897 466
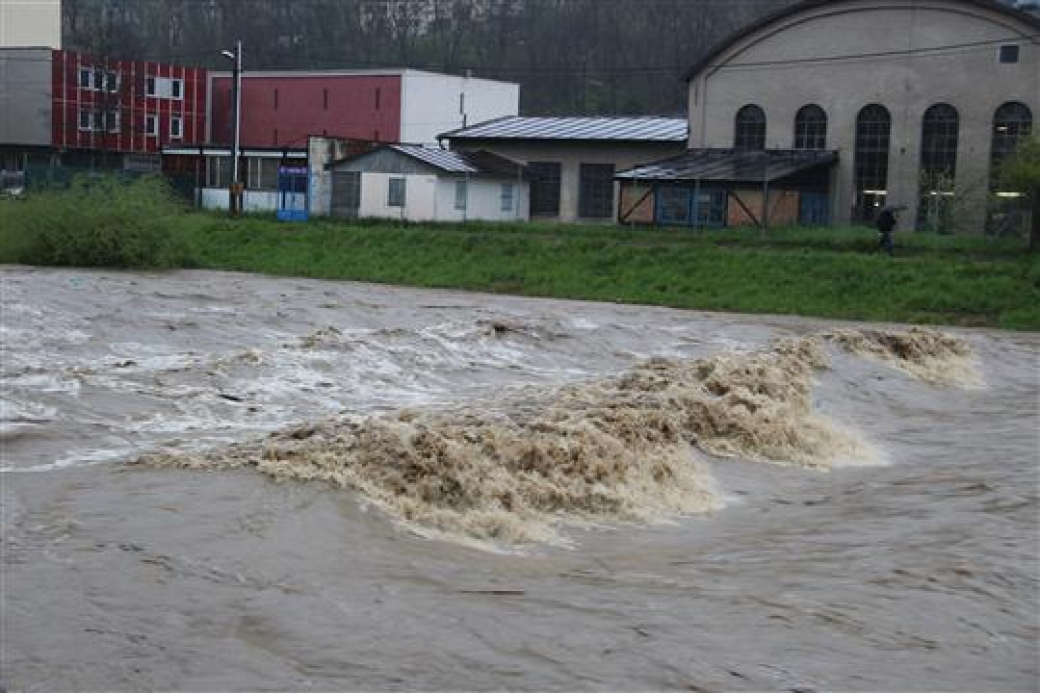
683 0 1040 82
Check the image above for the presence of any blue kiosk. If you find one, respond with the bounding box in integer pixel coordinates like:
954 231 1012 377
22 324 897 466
277 165 309 222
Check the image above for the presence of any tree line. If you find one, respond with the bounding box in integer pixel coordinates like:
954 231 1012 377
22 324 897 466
63 0 793 116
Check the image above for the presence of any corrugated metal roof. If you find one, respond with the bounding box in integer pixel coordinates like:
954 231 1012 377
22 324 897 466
390 144 480 173
616 148 838 182
440 116 688 142
330 144 526 178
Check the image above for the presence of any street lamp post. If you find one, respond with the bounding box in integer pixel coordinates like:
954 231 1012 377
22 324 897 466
221 41 243 215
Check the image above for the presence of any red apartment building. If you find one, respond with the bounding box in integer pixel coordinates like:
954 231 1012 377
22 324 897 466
0 47 207 172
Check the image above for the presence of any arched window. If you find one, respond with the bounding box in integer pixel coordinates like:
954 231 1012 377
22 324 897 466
794 105 827 150
991 102 1033 181
854 104 891 220
988 102 1033 234
734 105 766 150
920 104 959 184
918 104 960 231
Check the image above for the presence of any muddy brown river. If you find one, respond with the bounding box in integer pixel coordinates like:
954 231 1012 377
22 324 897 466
2 267 1038 692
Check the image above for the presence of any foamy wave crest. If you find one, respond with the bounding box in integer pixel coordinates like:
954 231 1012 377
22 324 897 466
140 338 866 545
824 327 979 387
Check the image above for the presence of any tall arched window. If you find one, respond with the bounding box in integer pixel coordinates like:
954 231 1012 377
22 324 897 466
920 104 959 184
988 102 1033 234
991 102 1033 181
794 105 827 150
734 105 766 150
854 104 891 220
918 104 960 231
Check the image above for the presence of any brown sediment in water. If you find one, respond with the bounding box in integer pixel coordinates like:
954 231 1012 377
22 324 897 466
141 337 867 545
824 327 978 387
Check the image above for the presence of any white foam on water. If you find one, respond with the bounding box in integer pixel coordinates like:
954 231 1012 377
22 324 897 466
2 446 131 473
143 337 869 548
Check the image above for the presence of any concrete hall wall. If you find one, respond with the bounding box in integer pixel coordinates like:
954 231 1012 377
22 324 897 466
0 48 51 147
687 0 1040 231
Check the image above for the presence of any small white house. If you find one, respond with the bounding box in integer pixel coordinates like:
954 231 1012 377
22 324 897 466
326 144 529 223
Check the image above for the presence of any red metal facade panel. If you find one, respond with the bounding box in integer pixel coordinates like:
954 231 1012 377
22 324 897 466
209 74 402 147
51 49 207 154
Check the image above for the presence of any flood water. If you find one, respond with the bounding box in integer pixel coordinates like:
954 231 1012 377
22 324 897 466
3 266 1038 692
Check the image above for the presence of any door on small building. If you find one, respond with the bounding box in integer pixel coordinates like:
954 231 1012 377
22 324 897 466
332 171 361 219
798 191 830 225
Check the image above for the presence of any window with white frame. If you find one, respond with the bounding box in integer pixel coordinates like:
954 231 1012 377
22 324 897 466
170 116 183 139
77 110 120 132
79 68 120 92
146 76 183 100
500 183 514 212
454 180 467 210
145 114 158 136
388 177 406 207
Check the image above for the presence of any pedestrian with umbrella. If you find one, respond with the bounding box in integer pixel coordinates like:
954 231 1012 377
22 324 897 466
876 204 905 256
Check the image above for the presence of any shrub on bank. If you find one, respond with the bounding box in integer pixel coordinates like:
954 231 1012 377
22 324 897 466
0 175 186 268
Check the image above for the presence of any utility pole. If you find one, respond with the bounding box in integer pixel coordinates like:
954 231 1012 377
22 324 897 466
222 40 243 214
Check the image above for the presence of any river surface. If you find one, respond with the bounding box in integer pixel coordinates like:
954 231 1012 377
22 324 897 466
2 266 1038 692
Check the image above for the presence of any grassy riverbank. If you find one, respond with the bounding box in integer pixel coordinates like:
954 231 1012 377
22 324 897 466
2 181 1038 330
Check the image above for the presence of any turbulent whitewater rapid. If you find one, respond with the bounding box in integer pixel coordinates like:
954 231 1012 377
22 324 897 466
3 267 1037 691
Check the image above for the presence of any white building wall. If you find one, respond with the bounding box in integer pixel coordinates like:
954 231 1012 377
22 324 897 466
200 187 279 212
400 71 519 144
0 0 60 48
434 178 530 222
687 0 1040 230
359 171 439 221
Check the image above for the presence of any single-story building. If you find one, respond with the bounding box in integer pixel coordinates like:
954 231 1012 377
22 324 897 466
325 144 529 223
615 148 837 227
438 116 687 223
161 144 308 212
162 135 368 213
